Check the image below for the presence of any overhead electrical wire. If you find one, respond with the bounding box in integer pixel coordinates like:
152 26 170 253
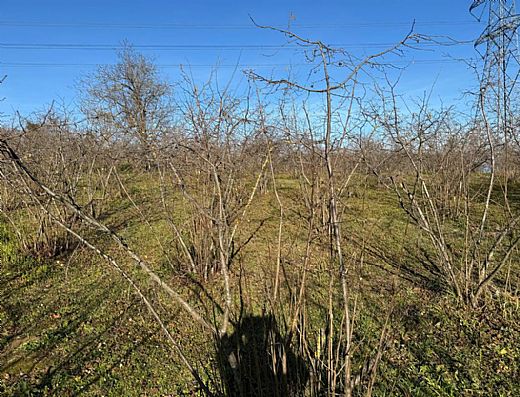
0 20 478 30
0 59 475 69
0 19 478 72
0 41 471 51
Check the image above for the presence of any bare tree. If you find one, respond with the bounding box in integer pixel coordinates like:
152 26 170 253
248 19 416 396
79 45 173 168
360 77 520 307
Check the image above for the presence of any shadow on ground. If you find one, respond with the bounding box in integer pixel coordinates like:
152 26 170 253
217 315 308 397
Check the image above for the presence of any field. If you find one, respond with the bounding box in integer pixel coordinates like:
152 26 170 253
1 9 520 394
1 171 519 396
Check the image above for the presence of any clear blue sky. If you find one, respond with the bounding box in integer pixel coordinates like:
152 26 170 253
0 0 487 117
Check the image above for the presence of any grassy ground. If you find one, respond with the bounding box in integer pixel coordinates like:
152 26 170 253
0 175 519 396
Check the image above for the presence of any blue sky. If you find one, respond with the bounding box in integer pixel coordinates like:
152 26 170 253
0 0 487 117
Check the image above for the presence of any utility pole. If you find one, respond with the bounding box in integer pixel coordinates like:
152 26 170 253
472 0 518 128
471 0 520 205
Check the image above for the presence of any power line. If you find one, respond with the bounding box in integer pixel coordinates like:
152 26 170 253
0 20 478 30
0 41 471 51
0 43 302 50
0 59 474 69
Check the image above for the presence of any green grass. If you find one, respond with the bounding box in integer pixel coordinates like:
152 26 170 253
0 174 519 396
0 222 209 396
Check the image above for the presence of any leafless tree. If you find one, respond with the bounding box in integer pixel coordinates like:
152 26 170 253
79 45 173 168
247 19 417 396
360 75 519 307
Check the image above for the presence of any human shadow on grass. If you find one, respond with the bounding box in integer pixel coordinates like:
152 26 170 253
217 315 308 397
